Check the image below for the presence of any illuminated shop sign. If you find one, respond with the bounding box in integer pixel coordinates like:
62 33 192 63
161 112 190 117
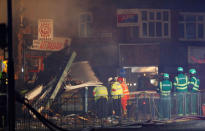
117 9 139 27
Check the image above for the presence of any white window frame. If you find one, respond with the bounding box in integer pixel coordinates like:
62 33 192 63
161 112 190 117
179 12 205 41
79 12 93 37
139 9 171 39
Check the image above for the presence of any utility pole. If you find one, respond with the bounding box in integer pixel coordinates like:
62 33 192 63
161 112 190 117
7 0 15 130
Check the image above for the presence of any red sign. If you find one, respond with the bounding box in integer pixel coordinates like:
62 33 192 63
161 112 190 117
117 9 139 27
30 37 71 51
117 14 138 23
38 19 53 40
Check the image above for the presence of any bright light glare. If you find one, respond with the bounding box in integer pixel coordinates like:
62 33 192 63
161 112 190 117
150 79 158 86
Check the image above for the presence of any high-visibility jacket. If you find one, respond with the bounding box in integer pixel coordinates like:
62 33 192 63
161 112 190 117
174 73 189 92
121 81 130 112
159 79 172 96
111 81 123 99
93 85 108 101
121 81 130 99
189 76 200 92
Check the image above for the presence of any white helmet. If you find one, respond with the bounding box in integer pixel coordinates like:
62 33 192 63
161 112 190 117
108 77 113 82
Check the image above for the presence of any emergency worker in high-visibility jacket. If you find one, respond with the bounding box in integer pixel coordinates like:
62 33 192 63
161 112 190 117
109 77 123 117
117 77 130 116
158 73 172 120
93 85 108 119
188 68 200 115
173 67 189 116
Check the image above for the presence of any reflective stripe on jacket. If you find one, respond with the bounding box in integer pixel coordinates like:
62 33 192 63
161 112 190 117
111 81 123 99
121 81 130 99
93 85 108 101
174 74 188 92
189 76 200 92
159 80 172 96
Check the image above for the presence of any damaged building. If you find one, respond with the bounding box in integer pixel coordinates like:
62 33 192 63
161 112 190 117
1 0 205 130
12 0 205 92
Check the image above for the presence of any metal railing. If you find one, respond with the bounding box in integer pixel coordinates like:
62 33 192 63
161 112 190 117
13 91 205 130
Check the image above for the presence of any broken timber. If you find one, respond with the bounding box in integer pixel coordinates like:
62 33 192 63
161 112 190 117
46 51 77 109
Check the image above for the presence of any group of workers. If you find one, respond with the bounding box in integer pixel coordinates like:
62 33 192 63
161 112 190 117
159 67 200 120
93 75 130 120
92 67 200 121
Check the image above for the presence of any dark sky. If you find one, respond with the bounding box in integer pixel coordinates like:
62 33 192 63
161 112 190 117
113 0 205 11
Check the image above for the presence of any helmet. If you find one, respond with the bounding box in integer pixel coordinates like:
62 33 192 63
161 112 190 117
189 68 196 74
163 73 169 78
108 77 114 82
117 77 123 83
119 68 126 77
177 67 183 72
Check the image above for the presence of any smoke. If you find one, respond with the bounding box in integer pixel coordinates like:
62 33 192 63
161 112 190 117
14 0 95 38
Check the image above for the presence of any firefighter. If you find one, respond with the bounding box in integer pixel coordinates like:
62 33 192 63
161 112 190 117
93 85 109 119
108 77 123 117
188 68 200 115
173 67 189 116
158 73 172 120
117 77 130 117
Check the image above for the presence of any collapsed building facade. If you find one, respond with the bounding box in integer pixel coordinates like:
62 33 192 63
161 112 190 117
1 0 204 129
12 0 205 91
